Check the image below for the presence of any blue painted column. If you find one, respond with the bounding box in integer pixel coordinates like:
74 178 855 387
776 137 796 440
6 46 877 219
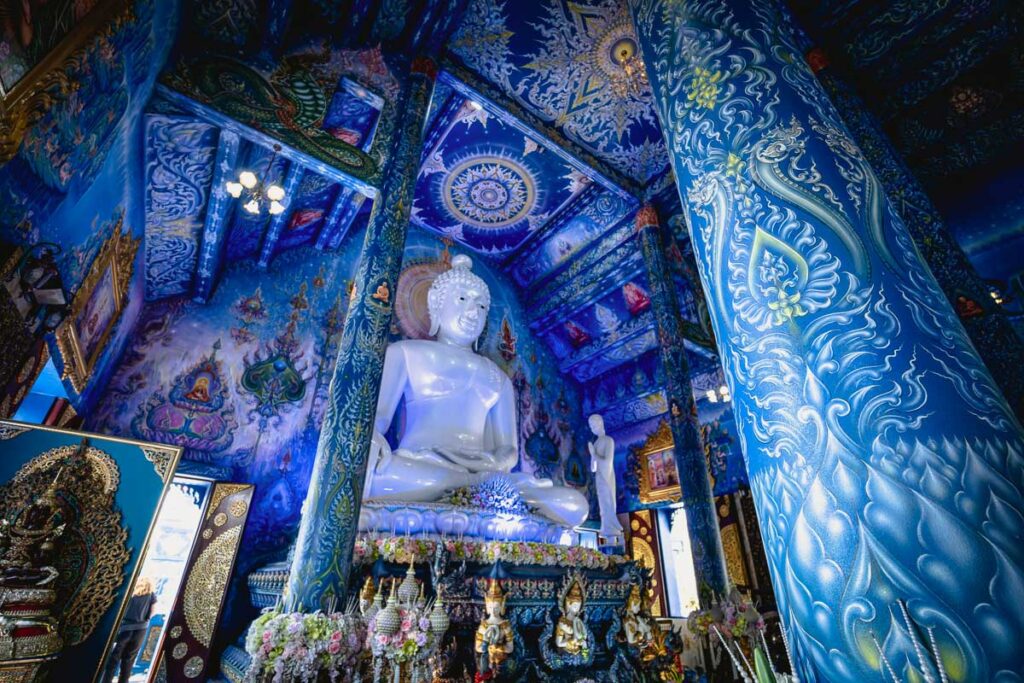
798 44 1024 421
285 58 435 611
636 205 728 600
630 1 1024 682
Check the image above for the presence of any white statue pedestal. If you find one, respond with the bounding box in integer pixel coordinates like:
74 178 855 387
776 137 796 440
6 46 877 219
358 501 577 544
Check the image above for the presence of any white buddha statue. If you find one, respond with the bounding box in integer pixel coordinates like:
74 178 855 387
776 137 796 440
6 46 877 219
588 414 623 543
365 255 589 529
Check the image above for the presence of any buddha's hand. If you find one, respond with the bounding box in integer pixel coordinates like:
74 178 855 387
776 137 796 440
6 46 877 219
370 430 393 473
434 445 518 472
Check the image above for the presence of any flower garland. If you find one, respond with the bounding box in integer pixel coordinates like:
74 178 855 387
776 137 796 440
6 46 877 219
245 610 365 682
353 537 626 571
367 605 436 662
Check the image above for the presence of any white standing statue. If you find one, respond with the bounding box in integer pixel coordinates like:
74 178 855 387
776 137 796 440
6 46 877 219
588 414 623 543
364 255 588 529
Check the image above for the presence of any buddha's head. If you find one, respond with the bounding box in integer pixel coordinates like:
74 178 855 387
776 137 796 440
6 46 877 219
484 579 506 619
588 413 605 436
564 579 584 616
428 254 491 348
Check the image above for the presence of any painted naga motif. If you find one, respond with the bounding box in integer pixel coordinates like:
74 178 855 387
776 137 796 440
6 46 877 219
631 0 1024 681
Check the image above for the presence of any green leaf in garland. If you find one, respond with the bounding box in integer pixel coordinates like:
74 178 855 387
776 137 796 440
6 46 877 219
754 646 777 683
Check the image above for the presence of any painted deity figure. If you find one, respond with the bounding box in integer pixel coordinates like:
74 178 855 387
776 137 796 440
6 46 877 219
365 255 588 528
554 578 589 656
588 414 623 543
474 579 514 674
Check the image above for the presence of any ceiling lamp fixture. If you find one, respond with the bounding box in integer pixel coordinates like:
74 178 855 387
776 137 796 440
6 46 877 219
705 385 731 404
225 144 288 216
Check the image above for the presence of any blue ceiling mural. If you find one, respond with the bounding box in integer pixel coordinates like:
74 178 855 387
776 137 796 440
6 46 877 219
449 0 670 186
788 0 1024 192
412 83 595 255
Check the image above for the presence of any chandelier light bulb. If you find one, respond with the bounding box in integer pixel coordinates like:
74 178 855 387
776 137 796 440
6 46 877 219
239 171 258 189
468 100 483 111
266 184 285 201
268 200 285 215
705 389 718 403
243 199 261 214
225 181 243 198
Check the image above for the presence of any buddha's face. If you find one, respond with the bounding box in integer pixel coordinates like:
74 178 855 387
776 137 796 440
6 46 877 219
436 282 488 346
485 596 504 619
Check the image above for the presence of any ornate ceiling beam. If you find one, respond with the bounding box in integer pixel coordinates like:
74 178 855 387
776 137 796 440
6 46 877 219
525 213 636 305
498 182 605 270
562 322 659 383
193 130 242 304
258 161 306 268
315 188 367 251
437 64 641 200
529 242 645 333
154 85 379 199
257 0 295 61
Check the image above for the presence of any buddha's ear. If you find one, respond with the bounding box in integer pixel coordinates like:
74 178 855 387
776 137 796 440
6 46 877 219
429 317 440 337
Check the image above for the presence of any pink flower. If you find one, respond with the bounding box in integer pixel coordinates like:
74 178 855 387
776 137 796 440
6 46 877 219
400 619 412 631
327 641 341 654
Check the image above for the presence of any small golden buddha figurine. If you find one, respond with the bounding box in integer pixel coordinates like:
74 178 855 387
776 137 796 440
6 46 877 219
554 578 589 656
622 585 656 650
475 579 514 674
358 576 376 616
0 469 65 586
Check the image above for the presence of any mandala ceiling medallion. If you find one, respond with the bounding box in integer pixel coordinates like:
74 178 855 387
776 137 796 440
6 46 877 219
443 156 535 229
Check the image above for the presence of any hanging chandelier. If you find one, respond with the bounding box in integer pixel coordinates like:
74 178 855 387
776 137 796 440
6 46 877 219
225 144 288 215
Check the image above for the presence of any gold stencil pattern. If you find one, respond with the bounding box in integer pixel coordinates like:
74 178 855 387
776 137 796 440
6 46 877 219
183 525 241 647
206 484 250 519
142 446 177 482
720 524 748 586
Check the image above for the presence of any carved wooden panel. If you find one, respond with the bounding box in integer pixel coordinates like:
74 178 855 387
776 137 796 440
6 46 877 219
627 509 668 617
155 483 253 682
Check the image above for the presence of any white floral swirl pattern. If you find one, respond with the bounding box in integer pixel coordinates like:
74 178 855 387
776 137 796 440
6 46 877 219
630 0 1024 681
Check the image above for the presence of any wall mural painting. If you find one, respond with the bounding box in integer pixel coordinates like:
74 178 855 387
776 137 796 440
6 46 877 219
88 248 353 563
450 0 668 184
143 115 219 301
161 42 400 185
632 0 1024 680
0 0 101 92
17 0 157 194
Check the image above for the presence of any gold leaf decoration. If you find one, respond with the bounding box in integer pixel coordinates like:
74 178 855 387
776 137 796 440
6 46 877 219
183 525 241 647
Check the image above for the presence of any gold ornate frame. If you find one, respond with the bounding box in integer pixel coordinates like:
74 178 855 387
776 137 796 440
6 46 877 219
638 420 681 504
55 216 139 393
0 420 181 683
0 0 132 162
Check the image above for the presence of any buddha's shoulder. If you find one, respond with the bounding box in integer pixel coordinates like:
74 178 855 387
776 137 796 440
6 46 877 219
390 338 441 355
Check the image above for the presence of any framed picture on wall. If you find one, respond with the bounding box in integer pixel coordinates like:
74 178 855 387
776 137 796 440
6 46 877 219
56 216 139 392
638 420 682 504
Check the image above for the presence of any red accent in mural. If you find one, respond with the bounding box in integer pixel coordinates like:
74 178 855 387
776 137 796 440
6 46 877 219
622 282 651 316
410 56 438 79
634 204 659 231
805 47 830 73
565 320 591 348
